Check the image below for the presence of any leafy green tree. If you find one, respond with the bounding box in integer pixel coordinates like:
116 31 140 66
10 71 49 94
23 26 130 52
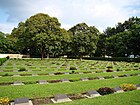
11 13 70 59
101 17 140 57
68 23 99 59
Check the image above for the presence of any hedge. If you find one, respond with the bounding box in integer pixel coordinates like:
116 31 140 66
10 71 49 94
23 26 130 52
0 57 8 66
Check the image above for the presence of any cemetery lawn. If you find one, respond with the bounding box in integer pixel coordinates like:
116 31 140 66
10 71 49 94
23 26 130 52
0 70 139 83
46 90 140 105
0 76 139 100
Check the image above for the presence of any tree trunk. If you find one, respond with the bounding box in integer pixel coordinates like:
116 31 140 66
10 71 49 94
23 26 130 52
47 53 49 59
80 55 83 61
41 52 44 60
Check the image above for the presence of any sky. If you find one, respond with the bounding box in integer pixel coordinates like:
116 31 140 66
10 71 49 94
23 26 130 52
0 0 140 34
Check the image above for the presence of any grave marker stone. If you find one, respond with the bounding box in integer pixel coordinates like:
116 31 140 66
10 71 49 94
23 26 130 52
102 70 106 73
135 84 140 90
80 78 88 81
13 70 18 72
13 81 24 85
64 72 69 75
113 87 124 93
11 98 33 105
38 80 48 84
32 74 38 76
51 94 72 103
113 75 118 78
13 74 20 77
61 78 69 82
49 72 54 75
27 70 32 72
123 74 130 77
96 76 104 80
78 72 83 74
86 90 101 98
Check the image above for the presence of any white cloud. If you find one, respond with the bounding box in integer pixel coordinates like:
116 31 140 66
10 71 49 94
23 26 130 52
0 23 17 34
0 0 140 33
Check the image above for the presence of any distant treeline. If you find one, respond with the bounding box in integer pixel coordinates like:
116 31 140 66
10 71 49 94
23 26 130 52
0 13 140 59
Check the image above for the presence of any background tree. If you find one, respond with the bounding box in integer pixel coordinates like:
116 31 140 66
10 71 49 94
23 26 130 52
11 13 70 59
68 23 99 59
96 17 140 57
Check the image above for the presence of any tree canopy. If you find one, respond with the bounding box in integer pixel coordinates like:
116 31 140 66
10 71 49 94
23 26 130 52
1 14 139 58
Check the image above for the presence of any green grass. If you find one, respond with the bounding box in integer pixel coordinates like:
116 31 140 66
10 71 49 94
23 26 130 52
0 76 139 100
46 90 140 105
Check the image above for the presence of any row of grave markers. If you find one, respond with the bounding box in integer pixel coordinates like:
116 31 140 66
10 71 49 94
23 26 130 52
8 73 140 86
10 84 140 105
0 68 139 77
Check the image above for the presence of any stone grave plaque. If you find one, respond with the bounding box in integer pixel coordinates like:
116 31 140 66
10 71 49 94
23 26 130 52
49 72 54 75
80 78 88 81
123 74 130 77
15 98 29 105
61 78 69 82
78 72 83 74
27 70 32 72
91 71 95 73
51 94 72 103
113 75 118 78
38 80 47 84
0 70 3 72
13 81 24 85
113 70 117 72
13 70 18 72
102 70 106 73
123 70 125 72
64 72 69 75
113 87 123 93
12 98 33 105
32 74 38 76
13 74 20 77
86 90 101 98
96 76 104 80
135 84 140 90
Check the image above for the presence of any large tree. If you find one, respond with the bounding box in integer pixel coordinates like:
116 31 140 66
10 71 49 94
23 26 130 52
68 23 99 59
97 17 140 57
11 13 70 59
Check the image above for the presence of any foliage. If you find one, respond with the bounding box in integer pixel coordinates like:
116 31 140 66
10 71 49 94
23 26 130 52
0 58 7 66
68 23 99 58
96 17 140 57
106 70 113 72
70 67 77 70
97 87 114 95
120 84 137 91
18 67 26 72
0 97 9 105
11 13 70 59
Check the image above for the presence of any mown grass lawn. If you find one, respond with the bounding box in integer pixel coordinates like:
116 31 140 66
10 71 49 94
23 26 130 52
0 76 139 100
0 70 139 83
46 90 140 105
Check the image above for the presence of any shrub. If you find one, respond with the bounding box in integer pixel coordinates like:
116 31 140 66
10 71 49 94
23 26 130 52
95 70 102 73
4 73 9 76
70 67 77 70
106 70 113 72
19 67 26 72
0 97 9 105
71 70 75 74
120 84 137 91
106 66 113 69
97 87 114 95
